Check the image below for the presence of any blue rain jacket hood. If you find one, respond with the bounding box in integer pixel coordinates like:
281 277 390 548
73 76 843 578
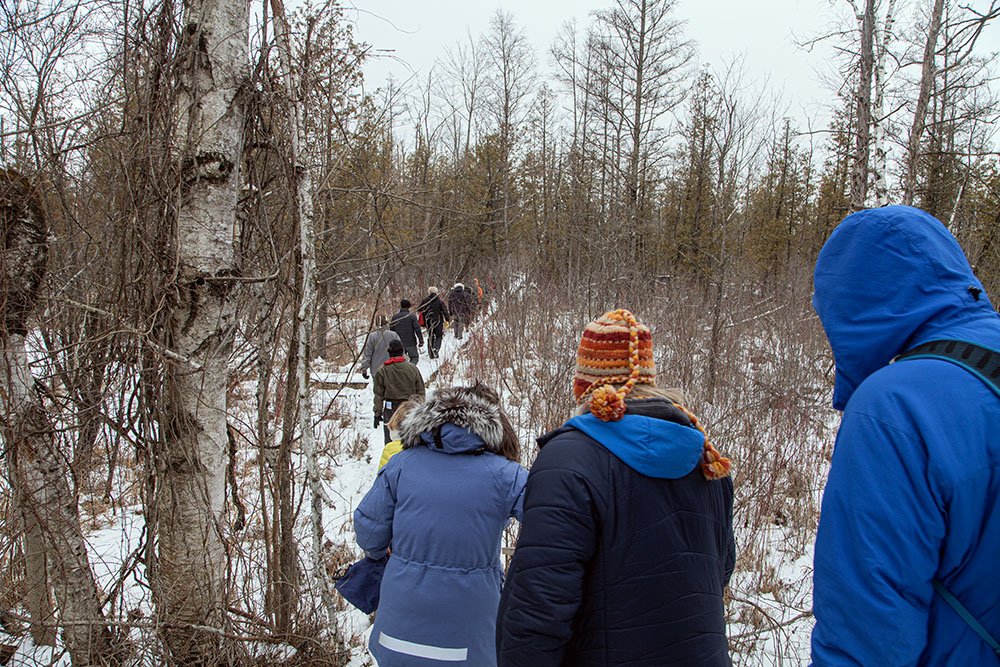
354 386 527 667
810 206 1000 666
813 205 996 410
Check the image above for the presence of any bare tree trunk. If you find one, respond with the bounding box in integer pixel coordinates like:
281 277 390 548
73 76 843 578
850 0 876 213
254 304 277 622
627 0 648 262
903 0 945 206
275 301 300 636
3 342 115 663
0 172 113 663
313 281 328 360
12 464 56 647
270 0 337 627
872 0 898 207
155 0 247 657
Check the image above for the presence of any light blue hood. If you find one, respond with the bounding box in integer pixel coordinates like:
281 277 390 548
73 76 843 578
812 205 997 410
565 412 705 479
418 422 488 453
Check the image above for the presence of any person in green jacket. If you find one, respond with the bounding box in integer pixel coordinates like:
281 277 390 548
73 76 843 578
373 339 426 444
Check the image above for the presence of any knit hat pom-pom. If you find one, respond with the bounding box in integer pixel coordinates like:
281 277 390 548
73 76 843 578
589 384 627 421
701 445 732 479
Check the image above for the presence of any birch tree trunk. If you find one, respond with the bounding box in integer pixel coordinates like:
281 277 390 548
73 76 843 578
872 0 898 207
16 482 56 647
270 0 337 627
0 172 113 663
902 0 945 206
849 0 877 213
155 0 247 657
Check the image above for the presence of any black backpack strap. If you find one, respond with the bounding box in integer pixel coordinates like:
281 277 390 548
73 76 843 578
933 579 1000 658
894 339 1000 400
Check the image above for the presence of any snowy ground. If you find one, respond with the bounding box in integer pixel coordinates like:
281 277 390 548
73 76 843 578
1 317 817 665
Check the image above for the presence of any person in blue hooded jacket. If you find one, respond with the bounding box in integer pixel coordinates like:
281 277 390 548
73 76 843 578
811 206 1000 665
497 309 735 667
354 382 527 666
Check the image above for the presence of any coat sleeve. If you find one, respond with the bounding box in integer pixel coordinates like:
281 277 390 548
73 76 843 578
354 464 399 559
360 333 374 374
412 368 426 399
504 463 529 521
413 314 423 345
722 476 736 587
811 408 943 666
497 443 602 667
373 370 385 418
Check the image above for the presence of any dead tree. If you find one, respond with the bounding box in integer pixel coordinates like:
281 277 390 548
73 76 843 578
902 0 946 205
850 0 877 212
589 0 693 259
872 0 899 207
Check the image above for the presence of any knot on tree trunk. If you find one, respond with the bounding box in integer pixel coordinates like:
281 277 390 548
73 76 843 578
0 170 48 337
181 152 234 185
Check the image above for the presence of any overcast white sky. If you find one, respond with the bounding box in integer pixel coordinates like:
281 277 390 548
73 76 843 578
345 0 843 132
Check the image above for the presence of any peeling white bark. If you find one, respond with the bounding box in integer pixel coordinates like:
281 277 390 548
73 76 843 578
156 0 247 657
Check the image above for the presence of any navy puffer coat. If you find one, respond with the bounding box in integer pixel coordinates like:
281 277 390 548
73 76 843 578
497 397 735 667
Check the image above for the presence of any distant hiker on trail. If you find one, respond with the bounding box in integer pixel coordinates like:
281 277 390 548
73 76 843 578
373 339 425 445
378 396 422 470
447 283 471 340
472 278 484 319
497 309 734 667
810 206 1000 666
463 283 476 321
417 286 450 359
354 383 528 667
360 314 401 380
389 298 423 364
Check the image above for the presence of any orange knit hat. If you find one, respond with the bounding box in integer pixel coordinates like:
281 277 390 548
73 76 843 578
574 309 731 479
574 309 655 420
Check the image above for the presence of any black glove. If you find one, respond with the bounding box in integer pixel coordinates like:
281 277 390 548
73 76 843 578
373 414 381 428
361 369 369 379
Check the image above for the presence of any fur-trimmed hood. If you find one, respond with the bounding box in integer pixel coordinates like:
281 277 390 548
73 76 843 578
399 385 505 454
